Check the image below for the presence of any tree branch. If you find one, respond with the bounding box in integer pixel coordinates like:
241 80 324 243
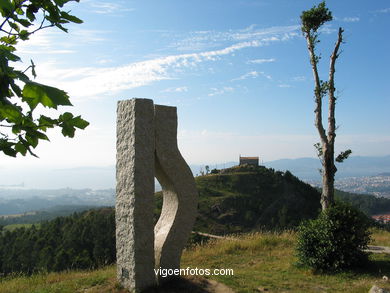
305 32 328 146
327 27 343 144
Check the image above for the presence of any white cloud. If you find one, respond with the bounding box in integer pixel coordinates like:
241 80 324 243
171 25 299 52
232 71 271 81
162 86 188 93
17 28 107 56
278 84 291 88
35 41 265 99
293 76 306 82
85 1 135 14
208 87 234 97
248 58 276 64
318 25 336 35
342 17 360 23
377 8 390 13
20 24 299 99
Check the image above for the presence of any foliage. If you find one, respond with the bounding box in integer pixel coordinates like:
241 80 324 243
0 0 88 157
335 189 390 216
0 208 115 275
191 165 321 234
300 1 332 34
296 202 372 272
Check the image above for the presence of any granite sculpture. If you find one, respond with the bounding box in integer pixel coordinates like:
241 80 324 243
116 98 198 292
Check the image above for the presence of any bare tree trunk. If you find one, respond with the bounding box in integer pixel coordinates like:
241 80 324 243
321 146 336 210
305 28 343 210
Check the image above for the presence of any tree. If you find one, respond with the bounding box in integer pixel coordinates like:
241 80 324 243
300 1 351 210
0 0 88 158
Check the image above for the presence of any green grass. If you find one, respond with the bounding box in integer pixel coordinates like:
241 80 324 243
0 230 389 293
182 230 390 293
3 223 40 231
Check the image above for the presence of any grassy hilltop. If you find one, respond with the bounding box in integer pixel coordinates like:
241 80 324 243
190 165 321 234
0 230 389 293
1 165 390 292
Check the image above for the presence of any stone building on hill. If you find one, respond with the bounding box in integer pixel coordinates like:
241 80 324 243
239 156 259 167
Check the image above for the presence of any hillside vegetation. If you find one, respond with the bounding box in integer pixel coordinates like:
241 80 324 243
191 165 321 234
0 230 389 293
1 165 390 278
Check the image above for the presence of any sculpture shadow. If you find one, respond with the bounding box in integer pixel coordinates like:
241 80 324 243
142 277 211 293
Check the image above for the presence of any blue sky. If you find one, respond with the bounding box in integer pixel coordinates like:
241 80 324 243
1 0 390 172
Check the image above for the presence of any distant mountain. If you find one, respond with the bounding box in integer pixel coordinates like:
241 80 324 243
264 155 390 181
1 155 389 190
0 188 114 215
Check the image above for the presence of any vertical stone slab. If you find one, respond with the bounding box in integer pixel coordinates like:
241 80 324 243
116 98 156 292
154 105 198 273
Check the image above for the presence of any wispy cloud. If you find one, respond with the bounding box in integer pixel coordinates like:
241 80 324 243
162 86 188 93
232 71 271 81
342 17 360 23
248 58 276 64
85 1 135 14
278 84 291 88
208 87 234 97
292 76 306 82
377 8 390 13
171 25 299 52
36 41 263 98
27 24 299 99
17 28 106 56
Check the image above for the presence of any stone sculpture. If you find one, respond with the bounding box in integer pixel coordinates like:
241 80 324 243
116 98 198 292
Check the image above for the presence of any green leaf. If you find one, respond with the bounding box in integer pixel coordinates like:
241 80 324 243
59 112 89 137
26 9 36 22
61 11 83 24
15 142 27 156
336 149 352 163
9 22 20 32
0 139 16 157
17 19 32 27
70 115 89 129
0 45 20 61
54 0 68 7
25 132 39 148
19 30 30 40
54 22 68 32
0 0 13 16
38 115 57 130
0 104 22 122
22 81 72 110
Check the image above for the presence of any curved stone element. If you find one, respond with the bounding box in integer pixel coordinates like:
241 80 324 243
154 105 198 272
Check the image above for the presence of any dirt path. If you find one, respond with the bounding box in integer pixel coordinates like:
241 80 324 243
366 245 390 254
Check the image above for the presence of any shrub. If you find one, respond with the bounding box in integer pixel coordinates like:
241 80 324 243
296 202 371 272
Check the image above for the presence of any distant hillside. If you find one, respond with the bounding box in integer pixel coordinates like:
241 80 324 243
158 165 322 234
1 155 389 189
3 165 390 276
335 189 390 215
0 205 101 226
264 155 390 180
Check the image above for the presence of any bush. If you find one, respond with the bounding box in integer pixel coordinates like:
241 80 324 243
296 202 371 272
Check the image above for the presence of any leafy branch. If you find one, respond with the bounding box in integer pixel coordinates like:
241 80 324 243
0 0 88 157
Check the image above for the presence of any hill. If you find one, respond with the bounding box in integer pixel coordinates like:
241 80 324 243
189 165 321 234
335 189 390 215
0 230 389 293
264 155 390 180
2 165 390 277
